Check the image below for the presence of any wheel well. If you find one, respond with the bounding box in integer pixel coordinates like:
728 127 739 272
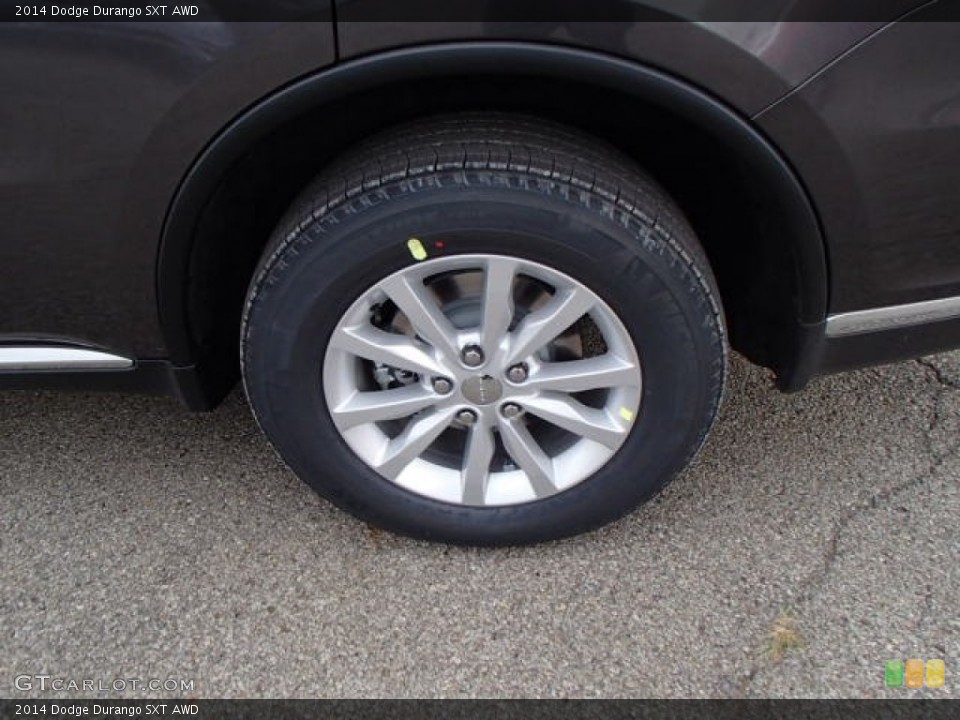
161 46 827 405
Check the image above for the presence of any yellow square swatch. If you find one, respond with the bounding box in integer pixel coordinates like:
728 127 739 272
926 659 945 688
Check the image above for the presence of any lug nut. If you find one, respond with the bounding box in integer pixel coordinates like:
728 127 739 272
506 364 528 383
456 409 478 425
432 377 453 395
460 345 485 367
501 403 522 419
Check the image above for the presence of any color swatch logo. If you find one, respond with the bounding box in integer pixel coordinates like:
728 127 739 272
886 659 945 688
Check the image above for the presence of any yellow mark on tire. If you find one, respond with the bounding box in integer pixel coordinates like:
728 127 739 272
407 238 428 261
619 407 635 422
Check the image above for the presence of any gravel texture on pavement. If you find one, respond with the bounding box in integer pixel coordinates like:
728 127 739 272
2 352 957 698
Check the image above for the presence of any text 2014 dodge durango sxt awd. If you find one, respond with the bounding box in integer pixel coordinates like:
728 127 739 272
2 3 959 544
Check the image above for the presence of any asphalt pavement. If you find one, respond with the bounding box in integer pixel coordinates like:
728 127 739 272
2 351 957 698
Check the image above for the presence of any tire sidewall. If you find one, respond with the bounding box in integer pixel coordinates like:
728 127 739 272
243 173 724 544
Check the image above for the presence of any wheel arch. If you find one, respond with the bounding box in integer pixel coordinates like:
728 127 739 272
157 42 828 404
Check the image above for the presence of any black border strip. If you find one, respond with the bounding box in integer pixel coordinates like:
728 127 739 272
1 699 959 719
1 0 958 23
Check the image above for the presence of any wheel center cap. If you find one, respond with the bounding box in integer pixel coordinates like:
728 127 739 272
461 375 503 405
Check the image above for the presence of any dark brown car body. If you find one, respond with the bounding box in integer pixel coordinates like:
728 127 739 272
1 2 958 405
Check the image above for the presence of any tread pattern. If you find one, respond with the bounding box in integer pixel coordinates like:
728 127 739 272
254 113 714 278
242 113 729 528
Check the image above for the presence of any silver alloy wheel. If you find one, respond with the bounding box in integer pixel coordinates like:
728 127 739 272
322 254 642 507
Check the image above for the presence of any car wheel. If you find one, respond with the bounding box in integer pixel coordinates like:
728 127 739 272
241 113 726 545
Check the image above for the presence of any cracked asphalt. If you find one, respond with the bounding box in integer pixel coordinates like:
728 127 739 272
1 351 957 699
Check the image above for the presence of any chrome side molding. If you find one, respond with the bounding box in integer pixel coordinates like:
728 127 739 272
826 295 960 338
0 346 133 371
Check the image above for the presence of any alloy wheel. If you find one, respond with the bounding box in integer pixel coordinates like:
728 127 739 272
322 254 643 507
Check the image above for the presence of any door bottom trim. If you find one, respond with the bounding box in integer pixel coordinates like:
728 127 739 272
0 346 133 371
826 296 960 337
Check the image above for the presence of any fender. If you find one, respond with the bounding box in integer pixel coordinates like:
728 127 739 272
158 42 829 390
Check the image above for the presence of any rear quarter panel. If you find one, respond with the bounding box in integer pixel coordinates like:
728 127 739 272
334 2 920 116
0 13 334 357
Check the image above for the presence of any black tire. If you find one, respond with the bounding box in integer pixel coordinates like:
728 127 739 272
242 113 726 546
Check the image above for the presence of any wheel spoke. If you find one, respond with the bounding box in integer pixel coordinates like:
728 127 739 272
521 392 628 449
461 422 495 505
526 355 639 393
480 256 518 352
324 253 644 508
376 408 456 479
331 323 446 378
499 418 558 498
331 385 439 429
380 274 461 361
505 286 595 365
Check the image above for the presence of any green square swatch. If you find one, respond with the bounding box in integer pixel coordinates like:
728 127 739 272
886 659 905 687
